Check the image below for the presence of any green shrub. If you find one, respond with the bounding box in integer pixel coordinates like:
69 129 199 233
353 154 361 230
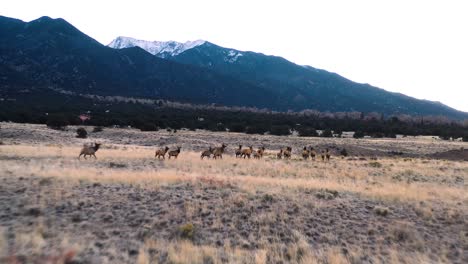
93 126 104 133
321 129 333 137
246 125 267 135
46 115 69 130
372 132 384 138
228 123 245 133
215 123 226 132
354 131 365 138
368 161 382 168
179 223 195 240
140 123 158 131
76 127 88 138
262 193 274 203
315 189 339 200
269 125 291 136
297 127 318 137
374 206 390 217
340 148 348 157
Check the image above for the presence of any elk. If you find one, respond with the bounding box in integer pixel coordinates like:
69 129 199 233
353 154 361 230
302 146 310 160
309 147 316 160
235 145 242 158
277 149 283 159
241 146 254 159
155 146 170 159
201 147 213 159
325 148 331 161
253 151 261 159
282 147 292 159
255 147 266 159
168 146 181 159
212 144 227 159
257 147 265 158
78 143 101 159
320 150 325 161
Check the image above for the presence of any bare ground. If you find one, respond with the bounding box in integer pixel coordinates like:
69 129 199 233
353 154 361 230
427 149 468 162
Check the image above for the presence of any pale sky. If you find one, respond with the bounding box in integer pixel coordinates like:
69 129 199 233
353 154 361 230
3 0 468 112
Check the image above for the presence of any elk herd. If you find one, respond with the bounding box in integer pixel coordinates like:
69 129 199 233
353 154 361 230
79 143 332 161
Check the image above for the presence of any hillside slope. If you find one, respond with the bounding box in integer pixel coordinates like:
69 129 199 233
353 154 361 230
108 36 467 118
0 16 277 108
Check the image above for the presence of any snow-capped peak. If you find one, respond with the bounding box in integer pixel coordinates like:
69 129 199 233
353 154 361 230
107 36 205 57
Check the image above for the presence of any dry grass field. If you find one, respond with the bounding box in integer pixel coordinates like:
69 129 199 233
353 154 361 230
0 123 467 263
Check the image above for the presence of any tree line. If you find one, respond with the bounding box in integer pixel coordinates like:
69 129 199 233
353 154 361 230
0 94 467 141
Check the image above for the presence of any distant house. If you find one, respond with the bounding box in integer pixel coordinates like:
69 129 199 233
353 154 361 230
341 131 355 138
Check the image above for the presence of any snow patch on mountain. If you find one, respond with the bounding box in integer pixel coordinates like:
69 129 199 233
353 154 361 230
108 36 205 57
225 50 243 63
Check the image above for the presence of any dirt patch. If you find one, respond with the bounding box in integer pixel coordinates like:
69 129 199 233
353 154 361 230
428 148 468 161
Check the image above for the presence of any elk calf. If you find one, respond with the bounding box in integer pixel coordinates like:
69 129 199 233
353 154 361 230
78 143 101 159
283 147 292 159
302 146 310 160
253 151 261 159
155 146 170 159
309 147 316 160
201 147 213 159
277 149 283 159
168 147 181 159
254 147 266 159
235 145 242 158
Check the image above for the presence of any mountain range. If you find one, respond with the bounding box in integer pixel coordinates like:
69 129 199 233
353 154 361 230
1 15 467 119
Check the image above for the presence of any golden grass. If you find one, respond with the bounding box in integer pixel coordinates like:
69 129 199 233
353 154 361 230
135 238 444 264
0 223 81 263
0 228 6 258
1 142 464 263
0 226 445 264
0 144 466 205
